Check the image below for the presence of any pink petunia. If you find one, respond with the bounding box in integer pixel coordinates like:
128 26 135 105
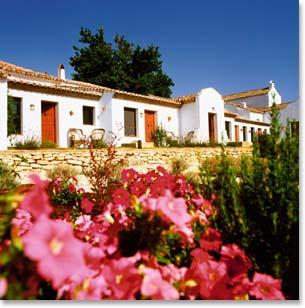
130 181 147 197
197 260 229 299
249 273 285 300
112 188 130 207
122 168 138 183
0 277 7 298
11 208 33 237
141 268 179 300
200 228 222 252
156 192 194 243
101 257 142 299
22 215 89 289
220 244 252 278
20 174 52 219
81 198 94 214
231 273 251 299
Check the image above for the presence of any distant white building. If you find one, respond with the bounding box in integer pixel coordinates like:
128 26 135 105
0 60 296 150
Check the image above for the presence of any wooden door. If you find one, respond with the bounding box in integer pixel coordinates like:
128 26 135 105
145 110 156 142
208 113 217 144
235 125 239 142
41 102 57 143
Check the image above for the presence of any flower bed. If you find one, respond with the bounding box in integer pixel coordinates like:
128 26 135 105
0 165 285 300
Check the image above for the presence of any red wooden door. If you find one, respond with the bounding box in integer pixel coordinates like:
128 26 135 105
41 102 57 143
235 125 239 142
145 111 156 142
208 113 217 144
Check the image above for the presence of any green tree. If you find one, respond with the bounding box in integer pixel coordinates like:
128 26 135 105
196 104 299 299
70 27 174 97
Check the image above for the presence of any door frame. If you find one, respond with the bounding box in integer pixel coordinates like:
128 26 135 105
144 110 157 142
41 101 58 145
208 113 217 144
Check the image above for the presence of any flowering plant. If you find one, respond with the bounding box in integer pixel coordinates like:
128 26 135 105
0 167 285 300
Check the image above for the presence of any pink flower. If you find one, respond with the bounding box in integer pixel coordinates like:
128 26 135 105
197 260 228 299
101 257 142 299
250 273 285 300
22 215 88 289
83 244 105 270
68 183 76 193
122 168 138 183
141 268 179 300
231 273 251 299
81 198 94 214
130 181 147 197
0 277 7 298
220 244 252 278
112 188 130 207
73 275 108 300
20 174 52 219
11 208 33 237
200 228 222 252
142 191 194 243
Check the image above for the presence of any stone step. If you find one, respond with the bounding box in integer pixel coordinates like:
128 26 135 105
142 142 154 148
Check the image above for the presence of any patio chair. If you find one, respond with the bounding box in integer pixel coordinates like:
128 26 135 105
90 128 106 143
184 131 197 144
166 131 179 142
68 128 86 148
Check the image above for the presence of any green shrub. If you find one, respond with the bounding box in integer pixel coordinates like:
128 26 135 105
151 126 168 147
226 141 242 147
196 104 299 299
0 161 18 191
46 164 79 182
91 139 107 149
14 137 40 149
170 158 188 175
40 140 57 148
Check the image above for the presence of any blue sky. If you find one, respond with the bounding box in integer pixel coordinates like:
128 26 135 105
0 0 298 101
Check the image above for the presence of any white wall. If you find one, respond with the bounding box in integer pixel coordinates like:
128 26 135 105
197 88 225 143
227 95 269 108
0 79 8 150
110 97 180 145
180 99 199 141
7 88 101 147
279 100 299 125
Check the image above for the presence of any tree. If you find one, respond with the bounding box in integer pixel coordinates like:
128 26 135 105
70 27 174 97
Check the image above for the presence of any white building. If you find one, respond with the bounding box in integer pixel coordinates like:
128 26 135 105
0 60 295 150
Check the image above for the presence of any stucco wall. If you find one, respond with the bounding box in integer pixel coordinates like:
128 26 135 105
197 88 225 142
7 88 101 148
279 100 299 124
0 79 8 150
110 97 180 145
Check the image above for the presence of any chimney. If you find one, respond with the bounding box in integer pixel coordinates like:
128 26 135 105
269 80 275 89
57 64 65 80
240 102 247 108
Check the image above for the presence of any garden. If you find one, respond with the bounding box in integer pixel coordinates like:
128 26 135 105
0 105 298 300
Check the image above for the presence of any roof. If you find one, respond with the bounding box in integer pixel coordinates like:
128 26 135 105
224 101 288 114
0 60 181 106
174 93 196 104
223 87 269 101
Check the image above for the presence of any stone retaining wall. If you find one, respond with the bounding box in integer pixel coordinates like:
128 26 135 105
0 147 252 175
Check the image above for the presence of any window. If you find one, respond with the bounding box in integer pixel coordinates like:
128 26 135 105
225 121 231 140
83 106 94 125
124 108 137 136
242 126 247 141
7 96 21 135
250 127 255 141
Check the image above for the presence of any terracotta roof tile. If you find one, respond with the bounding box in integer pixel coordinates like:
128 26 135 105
223 87 269 101
0 60 181 106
